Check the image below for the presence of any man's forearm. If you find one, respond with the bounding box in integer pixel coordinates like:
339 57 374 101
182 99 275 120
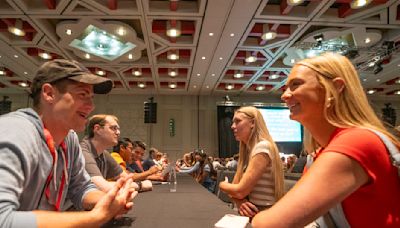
82 190 105 210
33 210 106 228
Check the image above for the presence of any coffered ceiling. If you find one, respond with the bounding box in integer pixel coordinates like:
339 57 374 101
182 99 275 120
0 0 399 99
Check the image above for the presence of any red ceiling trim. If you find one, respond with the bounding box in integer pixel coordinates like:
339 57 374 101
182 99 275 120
217 83 243 90
181 21 195 34
43 0 56 10
385 90 400 95
27 47 58 58
160 81 185 87
152 21 165 33
158 68 188 74
108 0 118 10
129 81 154 87
153 20 195 35
170 1 178 11
338 3 352 18
280 0 293 15
384 77 400 85
0 20 7 31
3 68 14 77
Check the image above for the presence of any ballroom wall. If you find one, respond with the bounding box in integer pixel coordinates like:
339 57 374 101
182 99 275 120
2 92 399 161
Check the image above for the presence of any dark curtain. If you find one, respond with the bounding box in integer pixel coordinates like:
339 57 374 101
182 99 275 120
217 106 239 158
0 96 11 115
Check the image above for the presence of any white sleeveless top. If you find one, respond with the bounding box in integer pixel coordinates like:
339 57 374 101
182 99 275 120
248 140 275 207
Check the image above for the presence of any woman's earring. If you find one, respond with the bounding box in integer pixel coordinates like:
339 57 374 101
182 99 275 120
326 97 334 108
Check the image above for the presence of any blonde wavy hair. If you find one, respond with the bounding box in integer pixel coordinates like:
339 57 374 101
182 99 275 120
234 106 285 201
296 52 400 152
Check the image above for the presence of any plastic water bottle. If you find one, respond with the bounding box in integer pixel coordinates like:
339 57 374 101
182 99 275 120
169 166 177 192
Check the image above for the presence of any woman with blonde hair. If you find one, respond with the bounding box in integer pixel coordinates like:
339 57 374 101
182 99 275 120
219 106 284 218
252 52 400 227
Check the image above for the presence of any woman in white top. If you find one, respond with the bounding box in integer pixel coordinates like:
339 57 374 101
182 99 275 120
219 106 284 218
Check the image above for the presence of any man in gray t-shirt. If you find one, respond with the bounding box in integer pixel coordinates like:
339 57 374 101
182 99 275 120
81 114 134 192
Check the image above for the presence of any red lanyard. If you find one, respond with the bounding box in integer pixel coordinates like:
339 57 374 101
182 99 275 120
43 126 68 211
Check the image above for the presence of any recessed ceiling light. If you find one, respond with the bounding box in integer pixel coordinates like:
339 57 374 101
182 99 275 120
256 85 265 91
132 69 142 76
8 20 26 37
234 72 243 79
167 51 179 60
209 33 214 36
169 82 177 89
168 69 178 77
197 73 200 76
219 57 223 60
138 82 146 89
287 0 304 6
376 79 380 82
193 85 197 88
85 53 90 59
0 69 5 75
18 81 29 88
245 56 257 63
367 89 376 94
39 52 52 60
117 27 126 36
230 33 234 37
128 54 133 59
365 37 371 44
261 32 277 41
201 56 206 60
206 85 209 89
395 79 400 84
270 74 279 80
211 74 215 76
66 29 72 35
395 90 400 95
96 70 106 76
166 28 181 37
350 0 372 9
225 84 234 90
363 78 367 82
24 72 27 75
14 55 18 58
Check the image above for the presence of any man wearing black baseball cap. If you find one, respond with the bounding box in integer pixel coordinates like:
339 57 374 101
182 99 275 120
0 59 136 227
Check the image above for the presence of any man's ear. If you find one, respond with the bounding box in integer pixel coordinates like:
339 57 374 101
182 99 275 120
41 83 56 104
332 77 345 94
93 124 102 134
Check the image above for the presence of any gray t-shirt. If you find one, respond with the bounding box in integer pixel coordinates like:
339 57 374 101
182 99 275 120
80 138 122 180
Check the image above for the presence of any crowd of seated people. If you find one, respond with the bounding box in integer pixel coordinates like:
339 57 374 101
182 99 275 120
177 150 217 192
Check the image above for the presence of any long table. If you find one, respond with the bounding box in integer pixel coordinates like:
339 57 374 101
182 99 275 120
104 173 240 228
